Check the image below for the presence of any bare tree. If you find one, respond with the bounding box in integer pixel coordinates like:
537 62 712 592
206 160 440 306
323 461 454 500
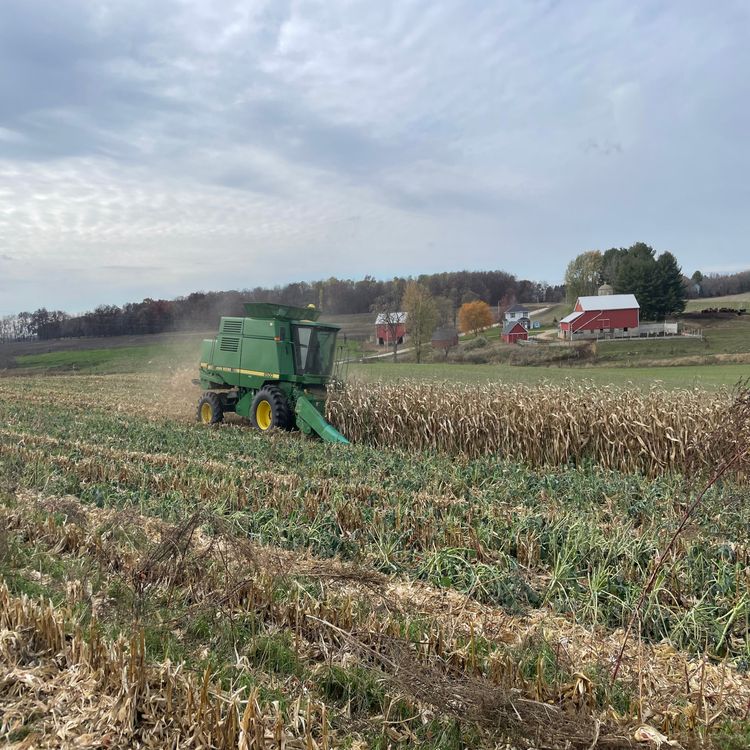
372 293 405 362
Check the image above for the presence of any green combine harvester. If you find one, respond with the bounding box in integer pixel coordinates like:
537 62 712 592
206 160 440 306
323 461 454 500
195 303 349 444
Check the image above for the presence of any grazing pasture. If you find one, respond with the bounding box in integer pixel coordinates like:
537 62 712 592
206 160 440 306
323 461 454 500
684 292 750 312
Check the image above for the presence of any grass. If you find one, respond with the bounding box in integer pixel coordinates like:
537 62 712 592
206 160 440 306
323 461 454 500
685 293 750 312
12 341 199 373
349 360 750 388
14 336 748 387
530 302 571 325
595 316 750 365
7 328 748 390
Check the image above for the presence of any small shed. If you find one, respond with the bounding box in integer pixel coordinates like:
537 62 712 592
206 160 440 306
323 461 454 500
431 327 459 356
502 320 528 344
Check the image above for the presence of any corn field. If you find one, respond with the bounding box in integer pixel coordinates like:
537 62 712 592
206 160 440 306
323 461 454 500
327 380 749 476
1 373 749 748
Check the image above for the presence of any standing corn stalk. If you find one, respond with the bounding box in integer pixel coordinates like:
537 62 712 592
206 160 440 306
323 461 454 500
327 380 743 478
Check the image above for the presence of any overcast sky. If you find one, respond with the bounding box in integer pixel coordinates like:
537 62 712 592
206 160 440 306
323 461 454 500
0 0 748 315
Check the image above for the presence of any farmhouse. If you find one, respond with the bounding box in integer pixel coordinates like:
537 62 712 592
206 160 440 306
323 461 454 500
504 303 530 325
375 312 407 346
559 292 639 340
502 320 528 344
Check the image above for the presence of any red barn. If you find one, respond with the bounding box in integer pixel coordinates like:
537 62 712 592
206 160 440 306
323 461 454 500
502 320 528 344
559 294 639 340
375 312 407 345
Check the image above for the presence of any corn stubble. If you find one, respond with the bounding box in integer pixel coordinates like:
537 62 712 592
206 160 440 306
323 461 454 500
0 584 331 749
0 497 637 750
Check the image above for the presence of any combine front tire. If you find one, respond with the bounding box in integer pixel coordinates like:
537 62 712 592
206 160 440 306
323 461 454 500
251 386 291 432
197 392 224 425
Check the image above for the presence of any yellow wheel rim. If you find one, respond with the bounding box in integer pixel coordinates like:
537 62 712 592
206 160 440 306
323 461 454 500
200 402 213 424
256 400 272 430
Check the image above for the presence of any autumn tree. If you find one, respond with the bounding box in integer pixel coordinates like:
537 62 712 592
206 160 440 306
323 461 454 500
458 300 492 336
564 250 603 303
432 295 455 327
401 282 437 364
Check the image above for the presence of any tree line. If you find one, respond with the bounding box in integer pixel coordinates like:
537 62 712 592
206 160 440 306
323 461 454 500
1 270 565 342
2 255 747 343
689 269 750 299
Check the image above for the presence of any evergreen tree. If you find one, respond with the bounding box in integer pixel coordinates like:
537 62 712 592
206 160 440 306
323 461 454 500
614 244 658 318
613 243 686 320
655 252 686 318
600 247 626 285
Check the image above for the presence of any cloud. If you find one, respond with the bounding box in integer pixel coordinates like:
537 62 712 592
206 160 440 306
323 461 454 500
0 0 748 314
582 139 623 157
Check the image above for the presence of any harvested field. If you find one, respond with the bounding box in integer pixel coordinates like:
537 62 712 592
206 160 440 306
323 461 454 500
1 372 749 748
1 583 324 749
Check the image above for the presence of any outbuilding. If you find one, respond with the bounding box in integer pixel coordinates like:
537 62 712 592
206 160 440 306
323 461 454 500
375 312 407 346
431 326 459 348
559 294 639 340
502 320 528 344
431 327 459 358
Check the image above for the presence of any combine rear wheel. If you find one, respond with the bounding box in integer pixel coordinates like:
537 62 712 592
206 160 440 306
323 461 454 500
251 386 291 432
197 392 224 424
